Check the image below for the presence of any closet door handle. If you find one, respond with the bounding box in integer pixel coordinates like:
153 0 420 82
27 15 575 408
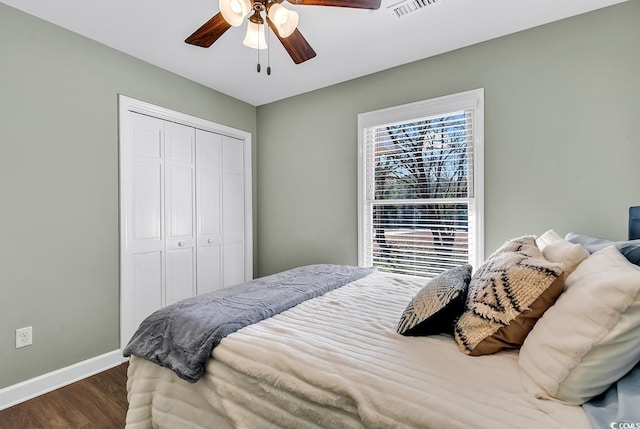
208 239 212 244
178 241 184 247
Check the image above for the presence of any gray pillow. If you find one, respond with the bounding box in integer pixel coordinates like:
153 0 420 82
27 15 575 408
397 264 472 336
565 233 640 266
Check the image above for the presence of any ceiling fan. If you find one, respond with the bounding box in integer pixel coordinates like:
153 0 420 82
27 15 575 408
185 0 382 66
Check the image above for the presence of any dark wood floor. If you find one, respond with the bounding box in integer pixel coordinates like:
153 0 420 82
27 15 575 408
0 363 129 429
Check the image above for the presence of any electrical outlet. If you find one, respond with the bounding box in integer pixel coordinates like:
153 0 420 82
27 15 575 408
16 326 33 348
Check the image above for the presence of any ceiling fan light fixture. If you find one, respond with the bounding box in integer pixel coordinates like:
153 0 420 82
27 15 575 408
268 4 299 38
243 20 268 49
219 0 251 27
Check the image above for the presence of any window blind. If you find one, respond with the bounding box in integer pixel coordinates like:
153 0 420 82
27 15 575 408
359 91 483 278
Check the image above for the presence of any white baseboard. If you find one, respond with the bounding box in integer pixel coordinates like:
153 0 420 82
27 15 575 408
0 349 127 412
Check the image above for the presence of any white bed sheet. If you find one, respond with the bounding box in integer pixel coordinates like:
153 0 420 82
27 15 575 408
126 271 591 429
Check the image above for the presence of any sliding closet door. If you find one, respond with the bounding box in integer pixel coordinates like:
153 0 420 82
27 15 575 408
222 136 245 287
121 113 165 343
196 130 223 294
164 122 196 305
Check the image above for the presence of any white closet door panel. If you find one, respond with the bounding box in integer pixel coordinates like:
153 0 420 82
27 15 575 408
132 163 163 245
197 130 222 166
196 130 222 241
133 251 163 325
164 121 196 306
223 173 245 241
221 135 246 288
165 122 195 248
132 116 162 158
197 244 222 294
223 137 244 175
224 242 245 287
166 166 195 240
196 130 223 294
166 123 194 163
198 170 222 239
127 113 164 254
166 248 195 305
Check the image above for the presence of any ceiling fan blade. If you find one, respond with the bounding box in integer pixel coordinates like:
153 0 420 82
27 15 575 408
267 18 317 64
287 0 381 10
185 13 231 48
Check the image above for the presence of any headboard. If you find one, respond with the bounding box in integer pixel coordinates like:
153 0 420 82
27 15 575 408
630 206 640 240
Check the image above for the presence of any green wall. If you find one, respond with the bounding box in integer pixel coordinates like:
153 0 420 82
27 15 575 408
256 0 640 276
0 4 257 389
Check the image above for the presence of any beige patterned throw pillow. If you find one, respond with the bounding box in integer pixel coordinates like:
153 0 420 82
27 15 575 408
454 236 564 355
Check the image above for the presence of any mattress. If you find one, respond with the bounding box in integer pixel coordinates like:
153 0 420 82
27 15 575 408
126 271 591 428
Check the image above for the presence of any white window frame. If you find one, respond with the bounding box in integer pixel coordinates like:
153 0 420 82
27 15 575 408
357 89 484 277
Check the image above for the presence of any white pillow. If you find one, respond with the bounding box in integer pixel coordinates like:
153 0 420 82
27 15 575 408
518 245 640 405
535 229 564 251
536 229 589 274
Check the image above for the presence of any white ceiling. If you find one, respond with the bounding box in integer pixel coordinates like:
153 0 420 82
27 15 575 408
1 0 627 106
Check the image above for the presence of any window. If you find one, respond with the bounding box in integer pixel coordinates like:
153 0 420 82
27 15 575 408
358 89 484 278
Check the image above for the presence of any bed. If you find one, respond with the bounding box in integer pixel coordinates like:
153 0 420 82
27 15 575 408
124 211 640 429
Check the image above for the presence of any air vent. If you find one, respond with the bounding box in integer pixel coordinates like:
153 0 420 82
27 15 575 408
387 0 441 18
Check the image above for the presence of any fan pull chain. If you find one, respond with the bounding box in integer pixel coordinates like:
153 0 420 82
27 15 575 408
257 38 261 73
266 24 271 76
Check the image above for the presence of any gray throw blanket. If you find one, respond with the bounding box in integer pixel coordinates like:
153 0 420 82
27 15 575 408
123 264 375 382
